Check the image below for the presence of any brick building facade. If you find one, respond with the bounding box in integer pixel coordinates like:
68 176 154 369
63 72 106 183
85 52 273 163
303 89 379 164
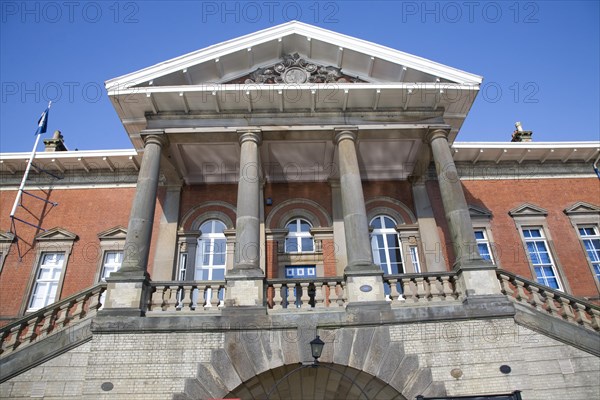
0 22 598 399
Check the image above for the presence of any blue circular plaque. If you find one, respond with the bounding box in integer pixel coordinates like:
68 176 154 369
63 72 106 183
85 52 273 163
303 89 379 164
359 285 372 292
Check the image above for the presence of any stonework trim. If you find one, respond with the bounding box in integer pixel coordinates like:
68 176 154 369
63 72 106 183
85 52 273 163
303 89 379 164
19 227 77 316
0 231 15 275
265 198 332 229
180 201 237 230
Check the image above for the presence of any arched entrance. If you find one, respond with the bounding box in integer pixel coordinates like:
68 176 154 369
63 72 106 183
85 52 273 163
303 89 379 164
226 363 405 400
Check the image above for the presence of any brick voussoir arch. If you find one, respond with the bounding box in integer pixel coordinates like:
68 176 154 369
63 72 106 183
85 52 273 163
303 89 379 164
179 201 237 231
266 198 333 229
175 326 446 399
366 196 417 225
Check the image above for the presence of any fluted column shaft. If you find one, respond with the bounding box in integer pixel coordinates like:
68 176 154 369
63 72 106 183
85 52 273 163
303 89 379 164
232 130 263 276
119 131 166 276
427 129 484 268
335 129 379 273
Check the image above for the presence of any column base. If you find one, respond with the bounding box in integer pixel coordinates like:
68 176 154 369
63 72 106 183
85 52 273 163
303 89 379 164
228 264 264 278
344 268 386 302
101 273 151 317
225 275 264 307
454 262 502 297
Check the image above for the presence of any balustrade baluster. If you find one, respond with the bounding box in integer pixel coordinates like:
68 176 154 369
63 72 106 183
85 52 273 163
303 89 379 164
327 282 339 307
272 284 283 310
165 285 178 312
314 282 325 308
210 285 220 308
415 277 426 302
559 297 576 322
441 276 454 301
590 308 600 331
150 286 165 311
528 285 545 312
300 282 311 309
287 283 296 309
402 278 416 303
514 280 529 304
427 276 442 302
573 302 591 328
388 279 400 302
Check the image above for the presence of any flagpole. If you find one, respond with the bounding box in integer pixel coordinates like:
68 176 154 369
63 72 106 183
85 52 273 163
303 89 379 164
9 102 52 218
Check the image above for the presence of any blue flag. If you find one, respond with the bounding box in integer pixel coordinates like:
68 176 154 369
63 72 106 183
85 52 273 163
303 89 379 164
35 104 50 135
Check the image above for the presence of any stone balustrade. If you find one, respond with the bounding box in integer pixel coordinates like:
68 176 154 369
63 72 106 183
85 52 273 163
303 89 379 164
265 278 347 310
147 281 226 313
382 272 461 305
0 283 105 357
497 270 600 332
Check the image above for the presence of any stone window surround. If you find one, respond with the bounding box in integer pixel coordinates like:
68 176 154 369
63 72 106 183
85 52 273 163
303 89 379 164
564 202 600 293
468 204 500 267
177 210 235 281
94 226 127 283
510 206 570 293
365 211 422 274
0 231 15 274
20 228 77 315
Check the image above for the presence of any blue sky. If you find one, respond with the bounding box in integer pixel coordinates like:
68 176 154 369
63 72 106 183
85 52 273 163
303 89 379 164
1 1 599 152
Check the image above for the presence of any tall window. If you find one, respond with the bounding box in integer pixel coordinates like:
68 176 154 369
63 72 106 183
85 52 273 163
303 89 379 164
370 215 403 274
285 218 314 253
578 226 600 282
474 229 494 263
409 246 421 273
195 219 227 281
522 227 562 290
28 252 65 311
99 251 123 281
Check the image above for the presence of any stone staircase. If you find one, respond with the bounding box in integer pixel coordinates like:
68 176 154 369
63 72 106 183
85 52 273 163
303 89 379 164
0 283 105 382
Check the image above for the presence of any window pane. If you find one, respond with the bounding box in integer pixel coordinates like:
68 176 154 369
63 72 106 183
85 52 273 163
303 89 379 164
212 269 225 280
299 220 311 232
371 217 382 229
301 237 314 252
386 234 399 248
383 217 396 229
285 238 298 253
474 230 485 240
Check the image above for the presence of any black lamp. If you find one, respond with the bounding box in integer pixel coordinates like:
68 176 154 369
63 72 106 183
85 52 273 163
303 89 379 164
310 335 325 363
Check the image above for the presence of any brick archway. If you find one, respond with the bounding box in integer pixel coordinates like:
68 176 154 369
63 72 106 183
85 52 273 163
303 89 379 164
175 326 446 400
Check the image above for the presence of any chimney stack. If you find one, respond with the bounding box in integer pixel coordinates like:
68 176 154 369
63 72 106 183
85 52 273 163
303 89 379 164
511 122 533 142
43 130 68 152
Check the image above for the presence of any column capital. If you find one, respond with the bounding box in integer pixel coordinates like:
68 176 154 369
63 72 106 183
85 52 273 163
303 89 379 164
238 129 262 146
141 129 168 148
424 127 451 144
333 127 358 144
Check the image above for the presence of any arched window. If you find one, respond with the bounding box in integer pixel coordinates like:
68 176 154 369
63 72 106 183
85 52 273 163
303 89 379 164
195 219 227 281
285 218 314 253
370 215 404 274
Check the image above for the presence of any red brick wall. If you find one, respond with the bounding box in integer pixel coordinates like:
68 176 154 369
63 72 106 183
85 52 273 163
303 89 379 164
0 187 138 322
428 177 600 298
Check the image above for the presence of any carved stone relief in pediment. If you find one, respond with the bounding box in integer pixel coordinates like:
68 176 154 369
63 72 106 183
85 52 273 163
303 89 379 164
227 53 367 84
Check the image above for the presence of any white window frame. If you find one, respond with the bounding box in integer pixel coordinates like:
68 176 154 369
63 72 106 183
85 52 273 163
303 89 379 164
195 219 227 281
474 228 495 264
521 227 563 291
21 228 76 315
28 252 66 311
284 218 315 254
370 215 404 275
564 202 600 294
577 225 600 283
99 251 123 282
409 245 421 273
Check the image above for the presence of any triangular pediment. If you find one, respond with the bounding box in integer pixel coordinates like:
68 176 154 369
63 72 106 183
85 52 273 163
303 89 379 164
35 227 78 242
469 204 492 218
564 201 600 215
106 21 481 90
0 231 15 243
509 203 548 217
98 226 127 241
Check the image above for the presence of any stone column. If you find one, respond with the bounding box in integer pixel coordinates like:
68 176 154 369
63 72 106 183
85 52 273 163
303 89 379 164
334 128 385 303
103 130 167 315
412 181 447 271
226 130 265 308
152 185 182 280
426 128 500 297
